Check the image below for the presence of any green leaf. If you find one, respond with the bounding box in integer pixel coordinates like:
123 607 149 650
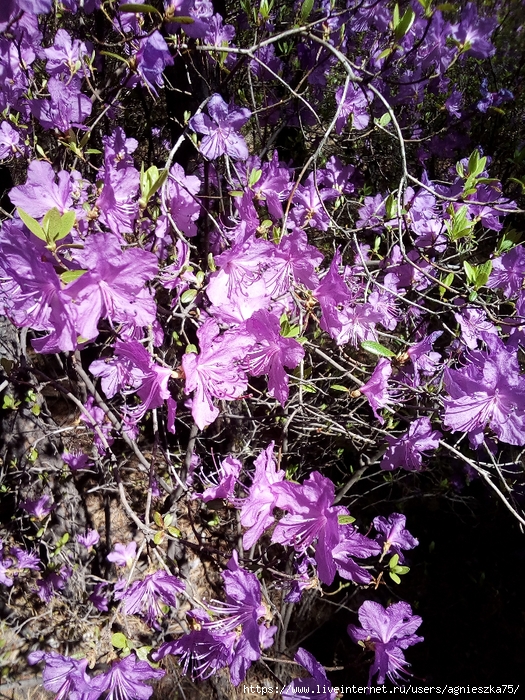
384 193 397 220
463 260 477 285
229 190 244 197
135 646 153 662
497 228 522 255
338 514 356 525
153 531 164 545
361 341 396 358
378 112 392 127
185 343 198 354
396 565 410 575
55 211 76 241
153 511 163 528
331 384 349 392
163 513 173 527
394 6 415 41
111 633 129 650
31 404 41 416
446 205 474 241
60 269 87 285
389 553 400 568
17 207 46 241
100 51 129 65
180 289 197 304
300 0 314 22
248 168 262 187
167 526 181 537
474 260 492 289
439 271 454 298
389 572 401 584
301 383 317 393
119 3 161 13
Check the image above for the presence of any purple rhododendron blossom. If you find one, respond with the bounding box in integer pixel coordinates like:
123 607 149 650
65 233 158 340
486 245 525 298
373 514 418 561
28 651 94 700
20 494 53 518
359 359 395 425
31 77 92 132
9 160 76 219
443 335 525 446
380 417 441 471
332 525 382 585
43 29 91 77
348 601 423 685
77 530 100 548
0 0 52 22
189 94 251 160
241 310 304 405
454 306 497 350
238 442 284 549
282 648 337 700
153 621 236 680
182 319 252 429
335 83 371 133
133 31 174 98
118 570 185 628
0 121 22 159
107 540 137 567
272 471 340 585
197 455 242 502
205 552 275 685
91 653 165 700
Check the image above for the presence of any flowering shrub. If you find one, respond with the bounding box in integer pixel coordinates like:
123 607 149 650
0 0 524 694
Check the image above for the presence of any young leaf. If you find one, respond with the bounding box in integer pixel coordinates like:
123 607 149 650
17 208 46 241
60 269 88 284
119 3 161 14
111 633 129 650
361 341 396 358
300 0 314 22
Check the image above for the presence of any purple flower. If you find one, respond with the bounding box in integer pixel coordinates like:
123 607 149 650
62 451 92 471
487 245 525 298
241 310 304 405
107 541 137 567
9 160 76 219
27 651 94 700
282 648 337 700
454 307 497 350
91 653 165 700
332 525 382 585
272 471 340 585
189 94 251 160
443 336 525 447
348 601 423 685
133 31 174 98
43 29 91 78
77 530 100 548
0 121 22 160
153 623 236 680
197 455 242 502
204 552 275 685
0 0 52 23
118 570 185 628
450 3 497 59
335 84 371 133
31 77 92 132
182 319 252 429
373 514 418 561
20 494 53 518
380 417 441 472
238 442 284 549
358 359 395 425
